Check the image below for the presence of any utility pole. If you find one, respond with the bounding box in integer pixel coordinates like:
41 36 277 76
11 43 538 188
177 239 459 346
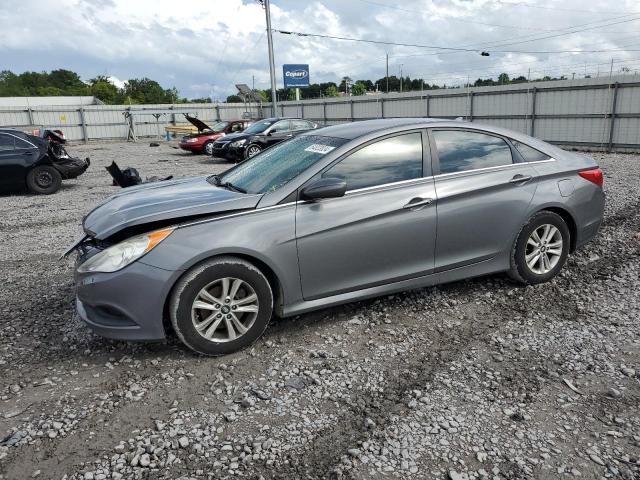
609 58 614 79
261 0 278 116
386 53 389 93
399 64 403 93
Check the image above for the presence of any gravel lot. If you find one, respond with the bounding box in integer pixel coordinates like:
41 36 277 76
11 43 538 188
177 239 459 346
0 140 638 480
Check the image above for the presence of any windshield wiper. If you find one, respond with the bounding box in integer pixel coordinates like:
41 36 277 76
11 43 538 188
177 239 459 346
207 174 246 193
221 181 247 193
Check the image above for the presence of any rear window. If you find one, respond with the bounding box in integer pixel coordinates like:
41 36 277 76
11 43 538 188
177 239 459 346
512 140 550 162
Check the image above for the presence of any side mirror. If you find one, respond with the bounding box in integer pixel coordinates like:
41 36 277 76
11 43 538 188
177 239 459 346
300 177 347 201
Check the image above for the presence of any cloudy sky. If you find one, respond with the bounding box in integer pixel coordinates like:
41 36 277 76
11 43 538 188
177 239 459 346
1 0 640 99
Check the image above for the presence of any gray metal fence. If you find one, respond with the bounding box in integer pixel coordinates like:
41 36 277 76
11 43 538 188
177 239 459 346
0 103 261 143
276 75 640 153
1 75 639 152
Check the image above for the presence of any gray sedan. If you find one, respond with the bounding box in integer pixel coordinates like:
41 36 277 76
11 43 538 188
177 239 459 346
69 118 604 356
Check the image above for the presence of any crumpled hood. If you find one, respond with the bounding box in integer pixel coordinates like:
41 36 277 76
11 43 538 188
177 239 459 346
83 176 261 240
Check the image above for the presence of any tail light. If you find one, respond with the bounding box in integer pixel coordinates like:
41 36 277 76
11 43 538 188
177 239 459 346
578 168 603 188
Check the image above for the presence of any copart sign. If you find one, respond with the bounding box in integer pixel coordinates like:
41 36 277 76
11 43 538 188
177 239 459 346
283 64 310 88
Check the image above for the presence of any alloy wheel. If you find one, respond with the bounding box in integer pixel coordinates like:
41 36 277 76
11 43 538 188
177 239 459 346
191 277 259 342
247 146 261 157
525 224 563 275
205 143 214 155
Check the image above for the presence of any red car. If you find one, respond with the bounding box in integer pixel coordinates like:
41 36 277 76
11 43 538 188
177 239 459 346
179 116 254 155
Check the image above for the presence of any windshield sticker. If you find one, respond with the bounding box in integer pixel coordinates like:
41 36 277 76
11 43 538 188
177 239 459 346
304 144 336 154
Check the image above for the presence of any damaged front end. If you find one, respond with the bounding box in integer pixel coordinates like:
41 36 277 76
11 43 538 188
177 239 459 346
44 129 91 180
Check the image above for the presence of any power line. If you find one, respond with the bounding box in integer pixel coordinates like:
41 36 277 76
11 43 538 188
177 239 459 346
353 1 639 55
354 0 560 31
469 16 640 50
491 1 640 15
428 14 640 56
273 27 640 55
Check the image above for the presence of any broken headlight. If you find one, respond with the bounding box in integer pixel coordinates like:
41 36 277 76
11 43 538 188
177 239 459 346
77 228 174 273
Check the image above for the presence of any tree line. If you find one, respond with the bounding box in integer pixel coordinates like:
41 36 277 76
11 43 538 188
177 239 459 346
227 72 573 103
0 69 211 104
0 68 574 105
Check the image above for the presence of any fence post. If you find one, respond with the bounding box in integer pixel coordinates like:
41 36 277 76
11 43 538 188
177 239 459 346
608 82 619 153
280 104 285 117
380 98 385 118
170 105 176 125
79 107 88 143
27 107 35 127
300 102 304 119
350 99 354 121
425 94 429 117
215 105 221 121
323 100 327 124
468 92 474 122
530 87 537 137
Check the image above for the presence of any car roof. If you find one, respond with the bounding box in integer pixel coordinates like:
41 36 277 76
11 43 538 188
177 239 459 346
310 118 446 140
0 128 27 137
306 118 560 151
259 117 308 122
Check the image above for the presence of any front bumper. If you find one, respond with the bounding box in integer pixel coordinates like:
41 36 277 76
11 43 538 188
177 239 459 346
75 259 179 341
53 157 90 180
179 142 202 152
211 142 243 160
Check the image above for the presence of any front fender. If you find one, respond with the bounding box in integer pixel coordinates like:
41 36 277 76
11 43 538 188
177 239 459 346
139 204 303 307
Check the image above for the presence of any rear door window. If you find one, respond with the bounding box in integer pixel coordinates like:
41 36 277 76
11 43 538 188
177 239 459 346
0 134 15 151
15 137 34 149
322 132 423 190
291 120 311 131
432 130 513 174
270 120 291 133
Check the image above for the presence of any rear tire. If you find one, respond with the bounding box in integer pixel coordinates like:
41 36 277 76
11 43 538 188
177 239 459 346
169 257 273 356
509 211 570 285
26 165 62 194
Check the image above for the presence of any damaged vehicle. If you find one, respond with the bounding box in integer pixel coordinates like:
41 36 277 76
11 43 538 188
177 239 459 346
0 128 90 194
178 116 253 155
67 119 604 356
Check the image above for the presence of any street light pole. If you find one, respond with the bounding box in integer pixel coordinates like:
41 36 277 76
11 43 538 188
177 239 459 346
262 0 278 116
386 53 389 93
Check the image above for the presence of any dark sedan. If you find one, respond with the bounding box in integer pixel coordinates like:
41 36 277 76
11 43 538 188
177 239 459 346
211 117 317 161
0 129 89 194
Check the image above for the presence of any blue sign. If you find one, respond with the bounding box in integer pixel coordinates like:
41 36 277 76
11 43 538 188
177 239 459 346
283 64 310 88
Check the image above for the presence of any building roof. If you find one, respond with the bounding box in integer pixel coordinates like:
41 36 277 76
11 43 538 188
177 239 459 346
0 96 101 108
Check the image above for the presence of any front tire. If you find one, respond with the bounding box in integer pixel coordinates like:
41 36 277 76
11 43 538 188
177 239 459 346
26 165 62 194
203 141 214 155
245 144 262 159
509 211 570 285
169 257 273 356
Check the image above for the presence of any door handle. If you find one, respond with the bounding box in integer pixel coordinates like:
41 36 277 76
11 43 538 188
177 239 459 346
509 174 532 184
403 197 434 210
